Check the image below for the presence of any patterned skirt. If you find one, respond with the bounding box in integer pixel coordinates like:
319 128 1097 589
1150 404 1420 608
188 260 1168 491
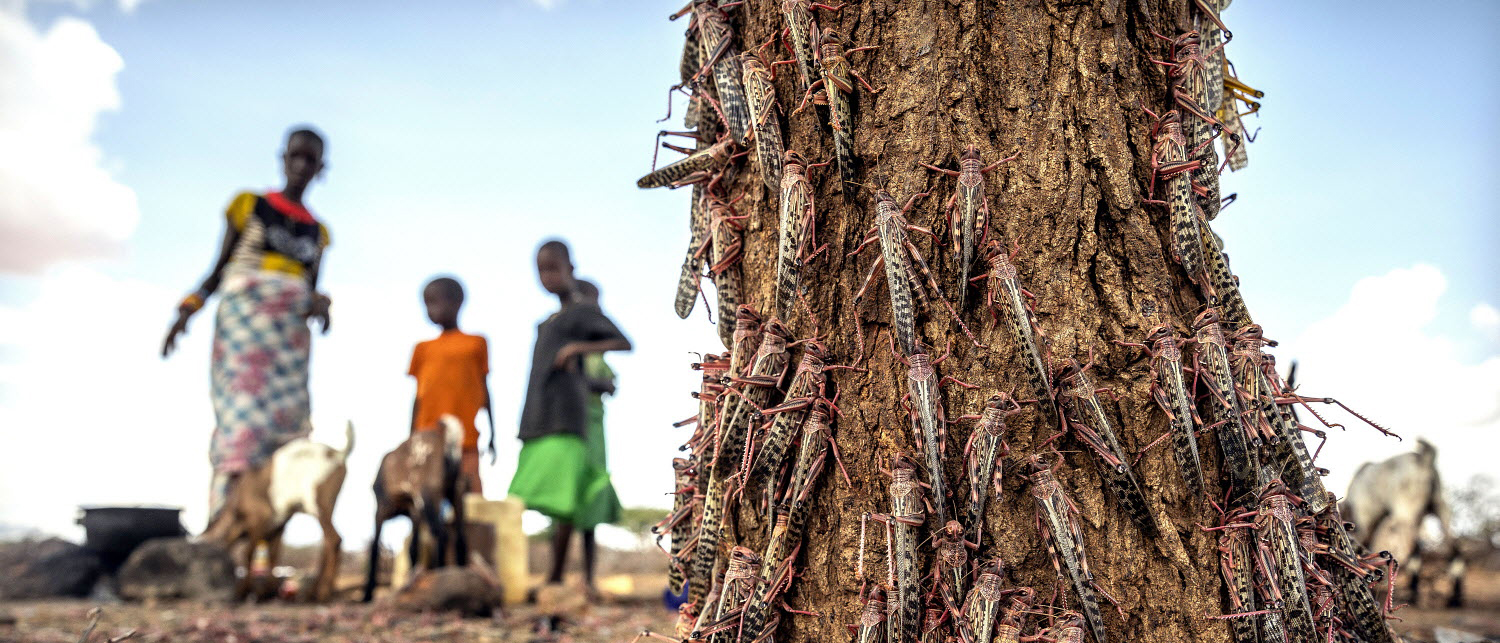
207 271 313 516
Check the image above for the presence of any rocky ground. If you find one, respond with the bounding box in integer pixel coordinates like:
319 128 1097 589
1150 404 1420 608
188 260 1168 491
0 599 676 643
1394 609 1500 643
4 598 1500 643
4 537 1498 642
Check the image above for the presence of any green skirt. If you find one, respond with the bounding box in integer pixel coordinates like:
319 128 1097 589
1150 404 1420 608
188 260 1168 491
508 417 620 529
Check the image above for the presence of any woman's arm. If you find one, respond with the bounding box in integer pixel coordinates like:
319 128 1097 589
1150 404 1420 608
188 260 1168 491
553 304 631 369
552 338 631 370
306 251 330 334
161 222 240 358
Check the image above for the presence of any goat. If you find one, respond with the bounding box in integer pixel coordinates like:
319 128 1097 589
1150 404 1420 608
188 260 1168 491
362 414 469 603
1343 438 1452 566
201 421 354 602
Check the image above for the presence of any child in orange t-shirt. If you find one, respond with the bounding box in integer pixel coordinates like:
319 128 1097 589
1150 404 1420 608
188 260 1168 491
409 276 494 495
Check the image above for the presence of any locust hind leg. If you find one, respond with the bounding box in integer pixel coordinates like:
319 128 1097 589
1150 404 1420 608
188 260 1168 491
903 238 985 348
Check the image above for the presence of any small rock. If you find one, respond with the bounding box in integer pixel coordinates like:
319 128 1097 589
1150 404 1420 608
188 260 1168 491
391 566 503 617
116 537 235 602
0 538 101 599
1434 626 1492 643
534 582 589 620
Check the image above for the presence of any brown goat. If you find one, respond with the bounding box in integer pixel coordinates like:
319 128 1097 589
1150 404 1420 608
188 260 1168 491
363 414 468 602
201 421 353 602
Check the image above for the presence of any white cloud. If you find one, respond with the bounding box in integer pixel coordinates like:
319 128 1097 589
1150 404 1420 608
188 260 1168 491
527 0 560 9
1472 302 1500 342
0 270 423 547
4 1 147 13
1277 264 1500 497
0 6 138 273
0 267 211 537
0 269 423 547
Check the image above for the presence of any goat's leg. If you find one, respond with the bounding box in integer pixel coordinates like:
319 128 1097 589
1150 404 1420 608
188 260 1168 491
452 491 469 567
313 469 346 602
315 515 341 602
265 529 284 571
363 516 385 603
408 513 424 570
237 531 260 601
265 529 284 600
424 501 448 569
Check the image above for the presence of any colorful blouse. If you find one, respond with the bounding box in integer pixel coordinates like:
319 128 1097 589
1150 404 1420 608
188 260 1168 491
225 191 330 278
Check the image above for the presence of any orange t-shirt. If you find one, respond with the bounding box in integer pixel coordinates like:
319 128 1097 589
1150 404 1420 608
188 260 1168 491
409 330 489 450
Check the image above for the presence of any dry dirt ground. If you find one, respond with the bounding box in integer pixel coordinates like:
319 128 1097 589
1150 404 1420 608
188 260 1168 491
0 599 676 643
6 548 1498 642
4 599 1499 643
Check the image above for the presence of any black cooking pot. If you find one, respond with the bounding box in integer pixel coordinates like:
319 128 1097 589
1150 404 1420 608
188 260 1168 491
77 506 187 573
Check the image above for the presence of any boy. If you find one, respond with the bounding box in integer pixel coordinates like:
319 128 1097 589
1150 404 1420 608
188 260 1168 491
509 241 630 595
409 276 494 495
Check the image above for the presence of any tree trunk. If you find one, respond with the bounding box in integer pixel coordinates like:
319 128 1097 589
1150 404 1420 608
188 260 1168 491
649 1 1347 642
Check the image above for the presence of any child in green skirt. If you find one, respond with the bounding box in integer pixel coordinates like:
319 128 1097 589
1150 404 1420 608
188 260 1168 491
508 240 630 594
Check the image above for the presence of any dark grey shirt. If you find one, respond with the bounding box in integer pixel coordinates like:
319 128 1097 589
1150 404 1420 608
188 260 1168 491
517 302 627 440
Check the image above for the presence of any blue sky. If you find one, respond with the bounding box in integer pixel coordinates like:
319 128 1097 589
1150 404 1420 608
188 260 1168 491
0 0 1495 547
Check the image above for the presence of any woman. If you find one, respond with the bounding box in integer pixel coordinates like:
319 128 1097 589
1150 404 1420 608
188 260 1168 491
509 240 630 596
161 126 332 528
576 279 624 552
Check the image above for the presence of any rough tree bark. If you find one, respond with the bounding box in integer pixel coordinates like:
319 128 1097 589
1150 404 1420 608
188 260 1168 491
657 1 1274 641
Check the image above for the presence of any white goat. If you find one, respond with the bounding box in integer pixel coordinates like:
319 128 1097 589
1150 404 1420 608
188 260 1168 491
1342 438 1451 566
203 421 354 601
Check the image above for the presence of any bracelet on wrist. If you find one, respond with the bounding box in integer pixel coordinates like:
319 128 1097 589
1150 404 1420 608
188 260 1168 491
179 293 205 314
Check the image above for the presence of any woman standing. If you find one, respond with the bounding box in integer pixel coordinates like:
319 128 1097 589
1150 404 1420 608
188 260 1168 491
161 127 332 527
